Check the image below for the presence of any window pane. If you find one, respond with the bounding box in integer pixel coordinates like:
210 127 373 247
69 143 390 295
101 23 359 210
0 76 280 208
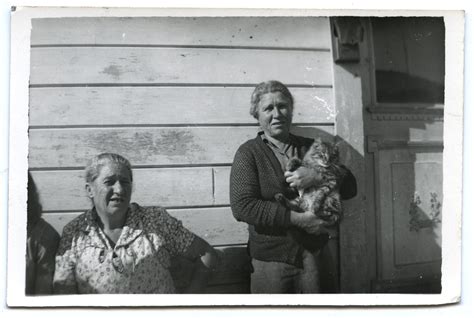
372 17 445 104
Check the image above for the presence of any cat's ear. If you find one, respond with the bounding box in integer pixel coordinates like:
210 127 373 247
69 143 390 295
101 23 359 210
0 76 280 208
314 137 323 144
332 142 341 157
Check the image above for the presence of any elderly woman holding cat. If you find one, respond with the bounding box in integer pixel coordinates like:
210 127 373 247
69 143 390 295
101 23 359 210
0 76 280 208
230 80 357 293
53 153 218 294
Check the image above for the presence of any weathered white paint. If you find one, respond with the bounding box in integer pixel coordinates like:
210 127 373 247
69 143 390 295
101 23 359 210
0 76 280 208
43 207 248 246
29 16 336 293
29 87 336 126
29 126 335 168
31 168 215 211
30 47 333 86
31 17 331 49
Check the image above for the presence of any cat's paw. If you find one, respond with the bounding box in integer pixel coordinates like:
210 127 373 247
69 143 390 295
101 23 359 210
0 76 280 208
321 215 339 226
274 193 285 203
319 209 332 217
286 158 302 172
311 203 322 214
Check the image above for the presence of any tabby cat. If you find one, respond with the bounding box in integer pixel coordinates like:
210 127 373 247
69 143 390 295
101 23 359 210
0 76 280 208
275 138 344 225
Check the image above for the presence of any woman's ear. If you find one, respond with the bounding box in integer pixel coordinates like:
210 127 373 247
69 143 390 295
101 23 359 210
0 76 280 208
85 183 94 199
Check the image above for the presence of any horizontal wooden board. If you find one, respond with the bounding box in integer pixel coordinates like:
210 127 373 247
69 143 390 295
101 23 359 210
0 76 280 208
31 17 331 49
31 168 216 211
214 167 231 205
30 47 333 86
42 207 248 246
171 209 247 246
29 126 335 168
41 213 79 236
29 87 335 126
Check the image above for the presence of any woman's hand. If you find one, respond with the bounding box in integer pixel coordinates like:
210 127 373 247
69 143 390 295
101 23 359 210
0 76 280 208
290 210 329 235
285 166 322 190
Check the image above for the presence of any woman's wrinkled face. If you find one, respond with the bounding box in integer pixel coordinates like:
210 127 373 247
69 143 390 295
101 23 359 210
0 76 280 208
86 162 132 218
257 92 293 142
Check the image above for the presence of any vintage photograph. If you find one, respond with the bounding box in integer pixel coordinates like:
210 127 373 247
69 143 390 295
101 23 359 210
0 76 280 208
7 7 463 306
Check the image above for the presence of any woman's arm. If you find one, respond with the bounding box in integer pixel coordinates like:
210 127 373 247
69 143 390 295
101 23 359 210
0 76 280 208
284 165 357 200
290 210 330 235
230 145 291 229
181 236 218 293
339 165 357 200
157 208 218 293
230 145 330 235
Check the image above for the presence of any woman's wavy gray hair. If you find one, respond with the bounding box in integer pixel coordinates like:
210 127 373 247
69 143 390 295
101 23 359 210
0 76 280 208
84 153 133 184
249 80 294 119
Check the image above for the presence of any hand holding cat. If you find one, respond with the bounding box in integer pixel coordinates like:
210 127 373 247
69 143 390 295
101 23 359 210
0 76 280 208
285 166 322 190
290 210 329 235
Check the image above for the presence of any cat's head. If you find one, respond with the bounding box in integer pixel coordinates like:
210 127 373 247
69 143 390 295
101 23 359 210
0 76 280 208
307 138 339 167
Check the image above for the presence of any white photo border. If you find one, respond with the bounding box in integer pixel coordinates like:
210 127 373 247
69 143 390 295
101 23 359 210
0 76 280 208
7 6 464 307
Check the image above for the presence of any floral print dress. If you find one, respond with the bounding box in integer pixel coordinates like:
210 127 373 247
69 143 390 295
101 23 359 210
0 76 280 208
53 203 195 294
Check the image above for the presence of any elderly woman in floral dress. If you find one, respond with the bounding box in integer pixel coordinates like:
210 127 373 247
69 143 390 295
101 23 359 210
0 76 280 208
53 153 218 294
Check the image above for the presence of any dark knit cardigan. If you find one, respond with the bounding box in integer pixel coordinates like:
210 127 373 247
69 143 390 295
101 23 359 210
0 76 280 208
230 134 357 267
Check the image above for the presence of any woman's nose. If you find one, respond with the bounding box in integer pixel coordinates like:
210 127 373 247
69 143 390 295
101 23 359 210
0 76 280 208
113 181 124 194
272 107 283 117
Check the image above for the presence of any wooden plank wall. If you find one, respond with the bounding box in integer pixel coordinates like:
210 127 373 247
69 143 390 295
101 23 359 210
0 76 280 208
29 17 334 293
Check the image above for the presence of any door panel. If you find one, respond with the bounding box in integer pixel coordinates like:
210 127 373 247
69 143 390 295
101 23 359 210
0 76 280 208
377 146 442 282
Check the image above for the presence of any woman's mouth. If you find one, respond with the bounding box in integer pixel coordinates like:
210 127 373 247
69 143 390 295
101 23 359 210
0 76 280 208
272 121 285 126
110 198 124 204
